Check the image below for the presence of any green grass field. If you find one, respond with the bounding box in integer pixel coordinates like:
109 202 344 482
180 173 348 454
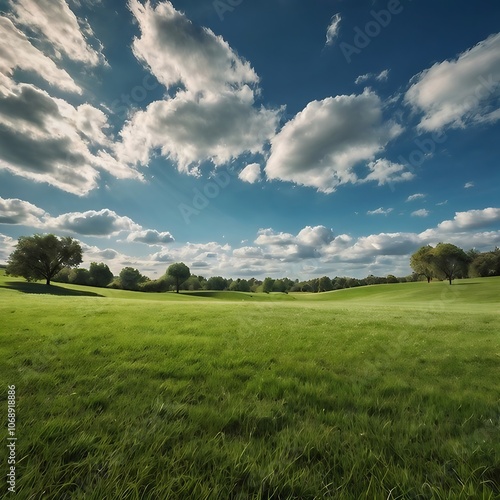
1 271 499 499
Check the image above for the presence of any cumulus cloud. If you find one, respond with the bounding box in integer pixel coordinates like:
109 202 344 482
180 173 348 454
367 207 393 215
0 233 17 264
361 159 415 186
0 17 81 94
10 0 106 66
47 209 141 236
325 14 341 46
129 0 258 94
0 83 141 194
126 229 175 245
406 193 426 202
117 89 279 172
433 207 500 232
265 90 403 193
405 33 500 131
0 197 46 226
411 209 430 217
238 163 262 184
116 1 281 174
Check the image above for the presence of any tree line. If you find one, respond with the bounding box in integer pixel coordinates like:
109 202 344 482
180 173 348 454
4 234 500 292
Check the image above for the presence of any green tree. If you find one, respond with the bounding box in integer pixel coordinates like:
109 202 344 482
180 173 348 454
410 245 435 283
6 234 82 286
262 277 274 293
89 262 114 288
318 276 333 292
167 262 191 293
206 276 228 290
430 243 470 285
469 249 500 277
69 268 91 286
119 267 147 290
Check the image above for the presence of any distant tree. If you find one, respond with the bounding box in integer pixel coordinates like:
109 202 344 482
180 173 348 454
167 262 191 293
410 245 435 283
469 249 500 277
53 267 72 283
346 277 361 288
262 277 274 293
6 234 82 286
206 276 227 290
229 278 251 292
318 276 333 292
430 243 470 285
119 267 147 290
273 279 286 293
69 268 91 286
140 276 171 292
183 275 202 291
386 274 399 284
89 262 113 288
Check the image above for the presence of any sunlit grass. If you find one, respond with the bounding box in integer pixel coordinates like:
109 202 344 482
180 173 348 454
1 272 499 498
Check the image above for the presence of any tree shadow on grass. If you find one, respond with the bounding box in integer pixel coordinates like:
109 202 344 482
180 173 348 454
0 281 104 297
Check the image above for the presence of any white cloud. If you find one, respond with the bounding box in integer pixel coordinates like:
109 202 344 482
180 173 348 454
129 0 258 94
411 209 430 217
10 0 106 66
47 209 141 236
433 207 500 232
126 229 175 245
405 33 500 131
355 69 390 85
238 163 262 184
406 193 426 202
464 182 474 189
265 90 403 193
0 233 17 264
0 198 46 226
0 17 81 94
325 14 341 46
117 1 281 174
0 83 141 195
117 89 279 173
367 207 393 215
362 159 415 186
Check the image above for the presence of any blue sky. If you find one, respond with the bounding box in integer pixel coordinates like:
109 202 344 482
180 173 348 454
0 0 499 279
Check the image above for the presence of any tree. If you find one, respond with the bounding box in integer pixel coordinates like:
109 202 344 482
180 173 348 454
167 262 191 293
262 277 274 293
318 276 333 292
119 267 147 290
6 234 82 285
430 243 470 285
206 276 227 290
89 262 114 288
410 245 434 283
469 249 500 277
69 268 91 286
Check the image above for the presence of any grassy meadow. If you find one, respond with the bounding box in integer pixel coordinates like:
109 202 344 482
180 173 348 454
1 271 499 498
